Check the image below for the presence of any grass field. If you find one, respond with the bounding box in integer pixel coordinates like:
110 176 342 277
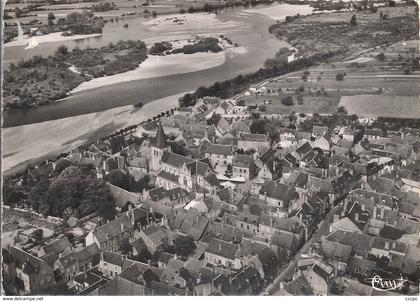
339 94 420 118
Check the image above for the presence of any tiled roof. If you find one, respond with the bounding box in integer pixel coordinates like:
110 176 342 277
259 180 297 207
233 154 253 168
240 133 269 142
285 275 313 295
296 141 312 157
161 151 194 168
179 209 209 240
205 238 239 260
40 237 72 257
204 144 234 156
102 251 124 266
157 170 179 183
272 230 297 251
320 239 352 263
93 215 133 244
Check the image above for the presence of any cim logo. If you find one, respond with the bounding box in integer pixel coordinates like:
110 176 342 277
364 275 408 292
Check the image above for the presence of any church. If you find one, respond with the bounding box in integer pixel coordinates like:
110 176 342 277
151 122 219 192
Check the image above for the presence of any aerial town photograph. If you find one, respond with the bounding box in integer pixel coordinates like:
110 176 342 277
1 0 420 298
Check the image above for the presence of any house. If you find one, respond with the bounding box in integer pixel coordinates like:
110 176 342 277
204 144 235 173
330 199 370 234
127 156 148 179
230 120 251 136
176 208 210 241
98 251 125 278
364 129 384 141
255 148 282 181
232 154 258 181
153 186 192 207
138 225 169 254
73 268 106 294
212 266 262 295
204 238 241 270
238 134 270 154
2 247 55 295
303 262 334 295
259 180 299 216
38 237 73 262
86 215 134 252
54 244 100 281
216 117 231 135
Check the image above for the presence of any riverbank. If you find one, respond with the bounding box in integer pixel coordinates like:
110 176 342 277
3 92 185 175
143 12 244 34
4 32 102 47
72 51 226 93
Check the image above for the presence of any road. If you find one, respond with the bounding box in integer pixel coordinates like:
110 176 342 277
263 205 339 295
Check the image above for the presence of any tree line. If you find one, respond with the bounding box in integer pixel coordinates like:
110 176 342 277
178 49 345 107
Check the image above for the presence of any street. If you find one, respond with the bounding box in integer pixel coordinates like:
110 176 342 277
263 205 339 295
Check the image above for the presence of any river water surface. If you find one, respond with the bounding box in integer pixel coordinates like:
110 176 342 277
4 4 313 127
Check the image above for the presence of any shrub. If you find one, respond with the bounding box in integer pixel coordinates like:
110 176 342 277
336 73 345 81
281 95 294 106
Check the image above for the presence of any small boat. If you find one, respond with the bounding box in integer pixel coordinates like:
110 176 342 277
25 37 39 50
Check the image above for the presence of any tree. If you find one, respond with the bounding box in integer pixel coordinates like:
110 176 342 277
376 52 385 61
33 229 44 243
108 169 131 190
297 94 304 105
258 104 266 112
250 119 268 134
337 106 348 116
48 12 56 25
336 73 345 81
54 158 72 174
350 14 357 26
174 235 196 257
29 178 51 211
281 95 294 106
54 45 69 60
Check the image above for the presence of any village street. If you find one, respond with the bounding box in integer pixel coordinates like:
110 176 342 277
264 204 339 295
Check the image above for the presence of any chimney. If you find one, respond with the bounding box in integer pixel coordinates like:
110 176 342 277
392 242 396 249
373 206 377 219
218 244 222 252
354 213 359 222
121 223 125 232
333 214 339 223
385 241 390 250
361 204 365 212
380 208 385 219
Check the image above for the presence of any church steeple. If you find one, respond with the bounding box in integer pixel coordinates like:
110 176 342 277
153 122 167 149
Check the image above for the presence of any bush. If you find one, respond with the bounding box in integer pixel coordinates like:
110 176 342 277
281 95 294 106
336 73 345 81
150 42 173 55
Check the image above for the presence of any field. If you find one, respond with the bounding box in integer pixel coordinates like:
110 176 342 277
269 6 418 58
338 95 420 118
240 33 420 118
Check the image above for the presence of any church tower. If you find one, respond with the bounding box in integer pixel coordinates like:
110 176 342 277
150 122 170 171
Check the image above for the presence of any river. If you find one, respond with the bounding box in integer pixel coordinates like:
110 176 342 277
3 4 313 128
